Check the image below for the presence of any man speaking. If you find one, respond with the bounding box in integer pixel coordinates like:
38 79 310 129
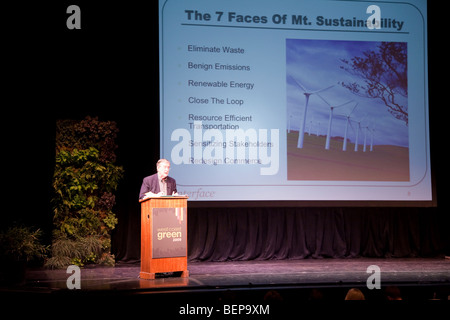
139 159 177 200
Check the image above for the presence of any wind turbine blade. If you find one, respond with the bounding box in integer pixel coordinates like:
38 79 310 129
316 93 331 106
348 103 358 116
335 100 354 108
334 114 346 120
289 75 308 92
310 84 335 94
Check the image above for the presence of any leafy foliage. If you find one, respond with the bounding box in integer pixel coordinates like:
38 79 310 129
340 42 408 125
47 117 123 269
45 235 113 268
0 225 48 262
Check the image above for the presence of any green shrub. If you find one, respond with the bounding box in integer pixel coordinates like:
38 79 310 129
0 225 48 263
47 117 123 269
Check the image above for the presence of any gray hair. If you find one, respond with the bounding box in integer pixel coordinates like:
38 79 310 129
156 158 170 168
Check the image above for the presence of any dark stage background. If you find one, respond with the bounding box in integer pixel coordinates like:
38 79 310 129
3 2 448 263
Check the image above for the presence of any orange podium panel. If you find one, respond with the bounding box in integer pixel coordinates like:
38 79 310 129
139 196 189 280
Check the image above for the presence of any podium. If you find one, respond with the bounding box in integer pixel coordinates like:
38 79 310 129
139 196 189 279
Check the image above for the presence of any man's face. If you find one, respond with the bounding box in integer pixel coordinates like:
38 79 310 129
157 161 170 179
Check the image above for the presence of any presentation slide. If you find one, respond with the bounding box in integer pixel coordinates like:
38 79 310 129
159 0 431 203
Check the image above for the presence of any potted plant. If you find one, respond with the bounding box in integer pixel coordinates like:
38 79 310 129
0 225 48 284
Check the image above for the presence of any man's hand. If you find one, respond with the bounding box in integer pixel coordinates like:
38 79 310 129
144 191 164 198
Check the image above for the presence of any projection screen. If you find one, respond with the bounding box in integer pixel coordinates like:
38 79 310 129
159 0 432 205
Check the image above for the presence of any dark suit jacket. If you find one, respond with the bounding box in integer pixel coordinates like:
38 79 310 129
139 173 177 199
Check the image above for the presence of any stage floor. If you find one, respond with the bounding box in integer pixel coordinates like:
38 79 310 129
15 257 450 295
2 257 449 317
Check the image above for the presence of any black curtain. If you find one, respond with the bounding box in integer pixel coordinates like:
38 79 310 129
113 206 444 262
187 207 442 261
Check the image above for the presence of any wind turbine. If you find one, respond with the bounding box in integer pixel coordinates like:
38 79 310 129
317 95 353 150
353 115 367 152
361 119 371 152
287 114 293 133
289 76 334 148
335 102 358 151
366 123 375 152
307 114 315 136
363 125 368 152
354 120 361 152
369 127 375 151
